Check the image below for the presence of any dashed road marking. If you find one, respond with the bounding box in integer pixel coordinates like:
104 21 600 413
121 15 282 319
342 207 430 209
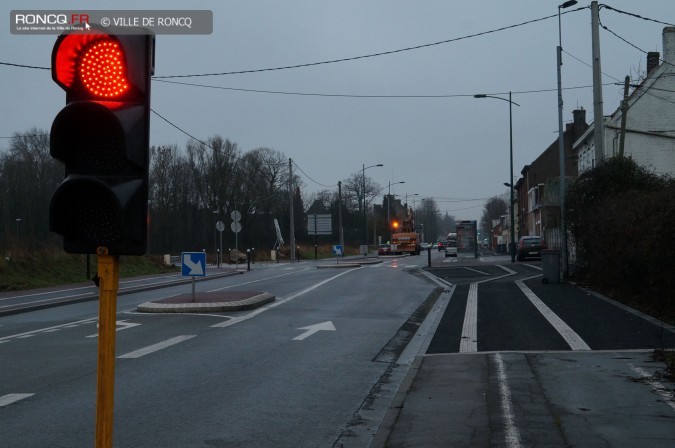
118 335 196 359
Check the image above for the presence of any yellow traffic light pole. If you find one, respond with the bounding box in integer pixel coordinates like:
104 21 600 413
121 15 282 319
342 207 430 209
95 251 119 448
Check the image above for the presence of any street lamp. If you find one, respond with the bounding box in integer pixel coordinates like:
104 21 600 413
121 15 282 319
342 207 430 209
558 0 577 278
474 92 520 262
386 180 405 241
404 193 419 207
362 163 384 247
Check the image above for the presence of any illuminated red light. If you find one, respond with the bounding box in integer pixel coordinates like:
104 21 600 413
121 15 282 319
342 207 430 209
79 40 128 98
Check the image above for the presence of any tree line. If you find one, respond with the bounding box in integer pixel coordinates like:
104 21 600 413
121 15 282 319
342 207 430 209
0 130 447 256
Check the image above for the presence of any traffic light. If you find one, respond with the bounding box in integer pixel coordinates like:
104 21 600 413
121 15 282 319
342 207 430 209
391 220 400 231
49 25 154 255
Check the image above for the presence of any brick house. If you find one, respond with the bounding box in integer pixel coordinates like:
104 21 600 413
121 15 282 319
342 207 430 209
514 109 589 246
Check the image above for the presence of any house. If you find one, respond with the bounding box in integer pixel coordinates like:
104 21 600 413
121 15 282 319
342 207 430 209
574 27 675 176
514 109 589 245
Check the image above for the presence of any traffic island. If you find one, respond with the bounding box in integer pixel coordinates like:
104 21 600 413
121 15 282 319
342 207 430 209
137 291 275 313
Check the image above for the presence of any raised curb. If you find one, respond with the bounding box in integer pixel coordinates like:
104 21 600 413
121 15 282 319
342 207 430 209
136 291 275 313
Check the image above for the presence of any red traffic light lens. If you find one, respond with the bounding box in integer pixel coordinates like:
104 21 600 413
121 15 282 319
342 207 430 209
80 40 128 98
53 33 131 99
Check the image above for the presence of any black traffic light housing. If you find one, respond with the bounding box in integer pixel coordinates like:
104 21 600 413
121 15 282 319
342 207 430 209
49 25 154 255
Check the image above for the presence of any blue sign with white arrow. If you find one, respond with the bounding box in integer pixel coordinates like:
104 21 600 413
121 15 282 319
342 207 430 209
181 252 206 277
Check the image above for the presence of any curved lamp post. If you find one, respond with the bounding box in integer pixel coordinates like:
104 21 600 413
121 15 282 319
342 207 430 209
474 92 520 262
557 0 577 277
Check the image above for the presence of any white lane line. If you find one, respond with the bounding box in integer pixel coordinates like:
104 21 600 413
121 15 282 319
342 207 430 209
0 317 98 343
515 279 591 351
463 267 490 275
459 283 478 352
497 265 518 275
211 267 362 328
118 335 196 359
207 267 311 292
0 393 35 407
494 354 523 448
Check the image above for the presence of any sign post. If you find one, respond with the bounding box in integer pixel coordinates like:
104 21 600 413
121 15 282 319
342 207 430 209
332 245 343 264
182 252 206 301
95 250 119 448
216 220 225 268
308 214 332 260
231 210 242 269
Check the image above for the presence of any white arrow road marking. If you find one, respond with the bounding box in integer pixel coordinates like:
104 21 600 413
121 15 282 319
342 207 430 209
293 321 336 341
86 320 141 338
118 335 196 359
0 393 34 407
183 253 203 275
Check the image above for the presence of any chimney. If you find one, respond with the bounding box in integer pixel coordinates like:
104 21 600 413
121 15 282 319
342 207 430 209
572 108 586 136
663 27 675 66
647 52 660 75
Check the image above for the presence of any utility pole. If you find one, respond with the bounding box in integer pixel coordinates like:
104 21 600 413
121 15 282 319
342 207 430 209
591 1 605 165
338 181 344 248
619 75 630 158
289 158 296 261
557 0 577 277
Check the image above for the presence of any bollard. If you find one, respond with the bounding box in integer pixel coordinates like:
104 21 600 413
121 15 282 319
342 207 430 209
252 248 255 264
246 249 251 271
427 245 432 267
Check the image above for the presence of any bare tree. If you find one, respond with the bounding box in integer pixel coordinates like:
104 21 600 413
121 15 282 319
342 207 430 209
416 197 441 241
0 129 61 249
342 172 381 213
480 195 508 237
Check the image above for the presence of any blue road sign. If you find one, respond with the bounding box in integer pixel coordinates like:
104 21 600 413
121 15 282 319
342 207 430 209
332 245 343 256
181 252 206 277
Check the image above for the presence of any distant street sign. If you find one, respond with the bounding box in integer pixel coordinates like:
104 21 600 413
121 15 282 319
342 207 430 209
231 221 242 233
181 252 206 277
231 210 241 221
216 220 225 232
332 245 343 256
308 214 332 235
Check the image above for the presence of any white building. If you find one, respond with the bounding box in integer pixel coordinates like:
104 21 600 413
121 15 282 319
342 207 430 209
574 27 675 176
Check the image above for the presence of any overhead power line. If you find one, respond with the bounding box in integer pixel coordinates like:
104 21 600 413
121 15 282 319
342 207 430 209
153 10 581 78
600 4 675 27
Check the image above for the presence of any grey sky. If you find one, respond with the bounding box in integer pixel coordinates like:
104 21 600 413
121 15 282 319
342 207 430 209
2 1 673 223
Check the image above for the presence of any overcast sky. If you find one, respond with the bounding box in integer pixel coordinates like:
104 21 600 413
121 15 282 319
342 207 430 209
2 0 674 222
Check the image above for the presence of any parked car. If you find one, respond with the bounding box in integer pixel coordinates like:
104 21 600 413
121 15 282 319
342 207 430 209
437 240 447 252
516 236 545 261
444 240 458 257
378 244 393 256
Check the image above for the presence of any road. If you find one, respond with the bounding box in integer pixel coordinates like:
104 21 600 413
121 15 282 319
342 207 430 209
1 251 674 447
0 256 434 447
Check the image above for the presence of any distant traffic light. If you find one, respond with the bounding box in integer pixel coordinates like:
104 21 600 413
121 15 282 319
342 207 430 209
49 25 154 255
391 220 400 230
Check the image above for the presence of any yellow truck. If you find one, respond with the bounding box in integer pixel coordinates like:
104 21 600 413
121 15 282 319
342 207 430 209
391 207 421 255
